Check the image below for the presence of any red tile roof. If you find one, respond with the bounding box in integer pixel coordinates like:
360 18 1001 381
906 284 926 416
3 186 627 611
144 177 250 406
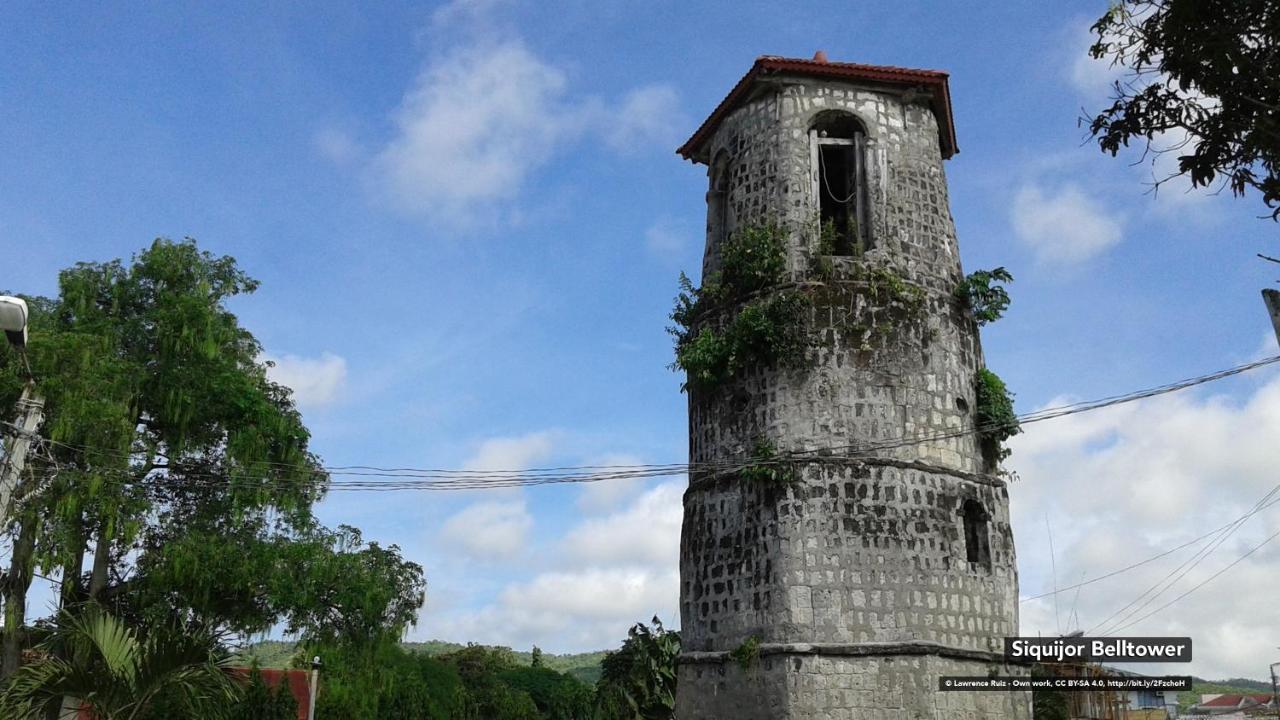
676 54 958 163
1200 694 1275 708
229 667 312 720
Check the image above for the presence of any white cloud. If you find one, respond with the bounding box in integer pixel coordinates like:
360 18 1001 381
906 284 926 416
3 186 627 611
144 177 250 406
1009 369 1280 679
439 500 534 560
262 351 347 409
439 565 679 652
566 481 682 564
367 39 575 225
360 0 683 227
436 431 557 561
463 431 557 471
425 480 684 651
1011 184 1123 265
643 215 693 261
602 85 685 153
1062 17 1221 217
1066 23 1124 103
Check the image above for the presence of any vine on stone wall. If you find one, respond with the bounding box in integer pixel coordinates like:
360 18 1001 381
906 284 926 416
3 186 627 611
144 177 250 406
729 636 761 671
738 438 797 486
955 267 1013 326
838 264 928 351
975 367 1021 466
670 225 810 391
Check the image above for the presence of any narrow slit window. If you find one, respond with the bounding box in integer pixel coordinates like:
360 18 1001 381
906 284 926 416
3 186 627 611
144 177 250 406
962 499 991 568
811 112 870 255
707 152 731 255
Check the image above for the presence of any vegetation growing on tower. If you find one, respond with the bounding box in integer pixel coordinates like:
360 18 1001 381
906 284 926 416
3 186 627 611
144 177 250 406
955 267 1014 326
669 224 809 391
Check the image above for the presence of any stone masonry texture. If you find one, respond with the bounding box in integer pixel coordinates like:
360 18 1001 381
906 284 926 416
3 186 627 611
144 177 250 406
675 71 1031 719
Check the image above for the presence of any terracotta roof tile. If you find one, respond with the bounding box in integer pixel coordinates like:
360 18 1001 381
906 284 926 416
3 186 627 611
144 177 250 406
677 54 958 163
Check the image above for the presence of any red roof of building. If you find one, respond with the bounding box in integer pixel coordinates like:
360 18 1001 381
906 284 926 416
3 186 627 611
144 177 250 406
229 667 312 720
1200 695 1275 708
676 53 958 163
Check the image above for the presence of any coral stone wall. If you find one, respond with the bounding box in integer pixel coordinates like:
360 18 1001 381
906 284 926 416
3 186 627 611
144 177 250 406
677 74 1026 719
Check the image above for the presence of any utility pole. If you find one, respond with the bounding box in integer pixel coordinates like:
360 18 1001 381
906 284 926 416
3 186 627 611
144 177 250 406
0 296 41 529
307 655 321 720
0 381 45 525
1264 289 1280 350
1269 660 1279 720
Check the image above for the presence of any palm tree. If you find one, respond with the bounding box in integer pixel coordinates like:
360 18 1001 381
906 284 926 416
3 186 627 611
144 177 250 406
0 606 242 719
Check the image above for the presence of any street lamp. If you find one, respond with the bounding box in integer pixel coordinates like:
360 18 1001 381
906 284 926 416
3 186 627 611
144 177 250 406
0 296 28 349
0 294 42 526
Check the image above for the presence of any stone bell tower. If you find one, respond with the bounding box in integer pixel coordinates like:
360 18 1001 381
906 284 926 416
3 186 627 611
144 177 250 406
672 54 1030 719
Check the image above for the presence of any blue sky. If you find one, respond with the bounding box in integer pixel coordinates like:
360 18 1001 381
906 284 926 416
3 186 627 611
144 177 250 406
4 1 1279 679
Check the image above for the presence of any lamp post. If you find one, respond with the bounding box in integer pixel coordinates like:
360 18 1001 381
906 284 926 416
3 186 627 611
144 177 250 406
307 655 321 720
0 297 43 528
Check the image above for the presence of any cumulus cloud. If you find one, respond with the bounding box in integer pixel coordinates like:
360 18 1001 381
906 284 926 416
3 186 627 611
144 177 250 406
1066 24 1124 103
1011 184 1123 265
440 500 534 560
1009 369 1280 679
601 85 686 153
437 431 557 561
463 431 557 471
429 481 684 651
566 481 682 565
1062 17 1219 216
262 351 347 409
443 566 679 652
367 39 575 224
358 0 682 226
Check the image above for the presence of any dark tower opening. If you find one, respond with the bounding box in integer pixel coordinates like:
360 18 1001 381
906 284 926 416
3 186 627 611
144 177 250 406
811 111 870 255
707 151 731 264
962 499 991 568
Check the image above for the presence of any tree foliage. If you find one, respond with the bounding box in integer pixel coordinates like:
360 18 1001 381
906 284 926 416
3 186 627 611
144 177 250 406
0 607 241 720
0 239 425 690
594 618 680 720
975 368 1021 467
954 267 1013 326
1086 0 1280 218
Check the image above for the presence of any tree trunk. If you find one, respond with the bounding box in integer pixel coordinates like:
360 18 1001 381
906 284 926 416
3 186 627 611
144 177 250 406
60 522 85 609
1 513 38 678
87 523 110 601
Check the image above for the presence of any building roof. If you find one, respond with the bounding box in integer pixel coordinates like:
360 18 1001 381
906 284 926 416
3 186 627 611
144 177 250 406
1198 694 1276 709
228 667 312 720
676 53 958 164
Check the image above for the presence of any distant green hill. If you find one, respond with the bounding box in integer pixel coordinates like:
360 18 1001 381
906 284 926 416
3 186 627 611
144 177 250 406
237 640 608 685
401 641 607 685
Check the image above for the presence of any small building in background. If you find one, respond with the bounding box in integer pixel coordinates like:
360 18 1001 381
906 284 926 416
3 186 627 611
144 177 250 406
1189 694 1277 719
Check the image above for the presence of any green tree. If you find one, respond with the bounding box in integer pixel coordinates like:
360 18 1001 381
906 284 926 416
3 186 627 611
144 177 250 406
498 665 594 720
312 641 467 720
594 618 680 720
1085 0 1280 223
0 606 241 720
0 239 424 679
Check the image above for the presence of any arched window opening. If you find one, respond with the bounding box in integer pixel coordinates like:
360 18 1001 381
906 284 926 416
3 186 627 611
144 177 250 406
810 112 870 255
707 151 731 256
962 499 991 569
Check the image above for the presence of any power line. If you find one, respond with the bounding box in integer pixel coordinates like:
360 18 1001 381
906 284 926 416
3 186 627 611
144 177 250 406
1106 525 1280 635
6 354 1276 492
1018 486 1280 603
1086 480 1280 636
